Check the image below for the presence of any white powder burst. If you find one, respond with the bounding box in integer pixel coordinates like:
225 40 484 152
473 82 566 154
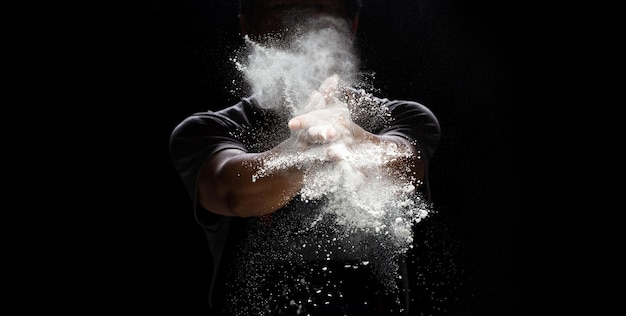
256 139 430 251
234 16 360 116
225 15 434 315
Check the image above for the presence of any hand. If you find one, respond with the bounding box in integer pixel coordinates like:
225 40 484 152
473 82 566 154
288 74 343 144
286 74 370 160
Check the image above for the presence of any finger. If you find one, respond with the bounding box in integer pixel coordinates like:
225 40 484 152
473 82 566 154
288 112 320 130
308 90 326 110
318 74 339 96
325 95 349 109
289 106 350 131
288 117 302 130
307 125 338 143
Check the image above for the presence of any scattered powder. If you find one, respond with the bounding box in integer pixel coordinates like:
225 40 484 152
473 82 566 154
222 15 439 316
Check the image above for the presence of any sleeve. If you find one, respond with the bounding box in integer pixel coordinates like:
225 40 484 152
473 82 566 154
380 100 441 199
343 88 440 161
169 110 249 227
381 100 441 165
169 108 254 310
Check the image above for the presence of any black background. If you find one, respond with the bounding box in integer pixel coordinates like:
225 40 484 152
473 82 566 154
126 0 524 314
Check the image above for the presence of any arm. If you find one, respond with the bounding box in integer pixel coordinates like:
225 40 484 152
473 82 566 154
375 134 425 188
299 121 424 187
288 93 426 190
196 75 429 218
197 146 304 218
198 124 425 219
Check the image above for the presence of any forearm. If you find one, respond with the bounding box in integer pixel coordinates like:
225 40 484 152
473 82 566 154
287 97 425 189
372 134 426 188
198 149 304 217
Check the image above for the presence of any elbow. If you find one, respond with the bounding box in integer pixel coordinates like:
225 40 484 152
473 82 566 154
197 191 248 218
225 197 258 218
226 195 284 218
198 190 268 218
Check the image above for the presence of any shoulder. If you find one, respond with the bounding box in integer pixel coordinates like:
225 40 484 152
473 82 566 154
343 87 439 127
385 99 439 126
170 98 258 136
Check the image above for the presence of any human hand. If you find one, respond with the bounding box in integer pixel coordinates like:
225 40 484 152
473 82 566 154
287 74 369 160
